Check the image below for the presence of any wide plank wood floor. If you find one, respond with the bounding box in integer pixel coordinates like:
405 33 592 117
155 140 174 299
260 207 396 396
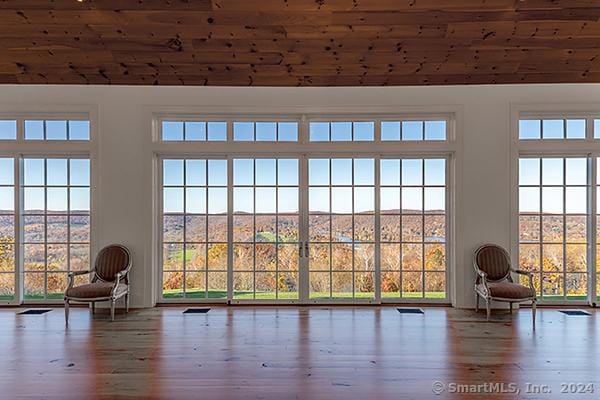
0 306 598 400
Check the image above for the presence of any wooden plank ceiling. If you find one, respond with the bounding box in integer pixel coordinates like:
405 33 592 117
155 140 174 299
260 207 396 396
0 0 599 86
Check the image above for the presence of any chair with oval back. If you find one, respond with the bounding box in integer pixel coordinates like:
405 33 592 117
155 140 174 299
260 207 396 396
64 244 132 323
473 244 536 326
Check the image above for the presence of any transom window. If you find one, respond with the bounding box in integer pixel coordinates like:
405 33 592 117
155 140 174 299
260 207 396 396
381 120 446 141
519 118 586 140
162 121 227 141
25 119 90 140
309 121 374 141
0 120 17 140
233 121 298 141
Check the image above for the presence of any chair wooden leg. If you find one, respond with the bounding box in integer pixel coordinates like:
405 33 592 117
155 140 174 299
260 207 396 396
64 299 69 325
91 302 95 314
532 299 536 328
125 293 129 313
475 294 479 312
110 300 116 322
486 299 491 321
509 302 513 314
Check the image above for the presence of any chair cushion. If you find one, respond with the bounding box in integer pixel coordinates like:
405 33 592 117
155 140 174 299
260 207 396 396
66 282 127 299
479 281 535 299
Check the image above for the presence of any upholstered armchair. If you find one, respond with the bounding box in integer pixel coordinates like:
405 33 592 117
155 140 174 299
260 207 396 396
64 244 132 323
473 244 536 325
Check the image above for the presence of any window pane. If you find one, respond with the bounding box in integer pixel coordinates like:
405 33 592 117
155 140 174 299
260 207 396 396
402 121 423 141
354 159 374 185
309 159 329 185
402 159 423 185
354 187 374 213
185 122 206 141
380 159 400 186
425 188 445 213
46 120 67 140
186 160 206 186
208 188 227 214
47 188 68 213
207 122 227 141
69 120 90 140
542 187 563 214
186 188 206 214
163 160 183 186
424 159 445 185
332 187 352 213
424 120 446 140
519 158 540 185
0 188 14 213
208 160 227 186
234 159 254 186
255 159 276 186
46 159 67 186
380 187 400 213
164 188 183 213
309 187 329 213
542 158 563 185
331 122 352 141
542 119 564 139
255 188 276 213
519 120 541 139
519 187 539 213
24 159 45 186
163 121 184 141
331 159 352 185
566 119 585 139
24 188 44 213
278 188 298 213
234 122 254 141
381 121 400 141
0 158 14 185
0 120 16 140
278 159 298 185
278 122 298 141
234 187 253 213
595 119 600 139
566 187 586 214
402 188 422 213
256 122 276 141
310 122 329 141
70 159 90 186
565 158 586 185
354 122 374 141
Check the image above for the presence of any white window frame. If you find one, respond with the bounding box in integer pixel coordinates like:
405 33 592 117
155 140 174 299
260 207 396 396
511 103 600 306
147 105 461 306
0 106 97 305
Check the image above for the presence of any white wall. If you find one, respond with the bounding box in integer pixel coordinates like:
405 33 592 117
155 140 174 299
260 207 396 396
1 84 599 308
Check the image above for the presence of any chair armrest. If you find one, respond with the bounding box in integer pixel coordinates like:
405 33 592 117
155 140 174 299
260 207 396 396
66 270 92 290
110 270 129 296
511 268 532 277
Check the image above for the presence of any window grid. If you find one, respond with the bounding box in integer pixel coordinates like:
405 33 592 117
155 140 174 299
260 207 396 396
162 121 228 142
233 121 299 142
518 157 588 300
162 159 228 299
519 118 586 140
380 158 446 299
308 158 376 300
0 158 15 301
22 158 91 301
24 119 90 141
232 158 299 300
309 121 375 142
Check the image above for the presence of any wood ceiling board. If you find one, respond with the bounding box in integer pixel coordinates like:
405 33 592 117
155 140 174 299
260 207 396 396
0 1 599 86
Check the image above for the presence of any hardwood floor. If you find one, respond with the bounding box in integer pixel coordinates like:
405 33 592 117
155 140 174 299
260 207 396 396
0 306 598 400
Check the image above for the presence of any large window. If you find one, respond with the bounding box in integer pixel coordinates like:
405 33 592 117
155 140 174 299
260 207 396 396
516 112 600 304
22 158 91 300
162 159 228 299
519 157 587 300
0 114 92 305
157 115 453 303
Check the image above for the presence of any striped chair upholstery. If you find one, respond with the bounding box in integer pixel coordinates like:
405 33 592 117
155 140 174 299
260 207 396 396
95 245 131 282
475 245 510 281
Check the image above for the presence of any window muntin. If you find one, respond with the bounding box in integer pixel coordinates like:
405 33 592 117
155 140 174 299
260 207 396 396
162 121 227 141
233 122 298 142
22 158 90 300
518 157 588 300
162 158 228 299
0 158 15 301
309 121 375 142
519 119 586 140
0 120 17 140
380 158 446 299
232 158 299 299
24 120 90 141
381 120 446 141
